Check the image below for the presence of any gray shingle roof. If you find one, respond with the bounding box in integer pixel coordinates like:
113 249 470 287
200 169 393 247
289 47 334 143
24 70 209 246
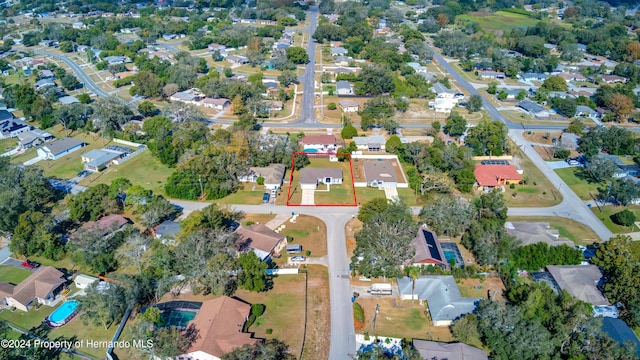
397 276 479 322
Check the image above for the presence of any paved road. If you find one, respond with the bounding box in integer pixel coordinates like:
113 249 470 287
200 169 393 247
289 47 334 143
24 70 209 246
298 5 320 124
33 49 110 98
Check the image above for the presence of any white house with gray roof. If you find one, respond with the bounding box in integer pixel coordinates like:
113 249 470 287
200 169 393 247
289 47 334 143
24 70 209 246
433 83 455 99
336 80 353 95
352 136 386 151
37 138 86 160
299 168 342 189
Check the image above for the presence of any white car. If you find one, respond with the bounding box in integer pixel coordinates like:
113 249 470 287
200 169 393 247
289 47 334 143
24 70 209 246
291 256 306 262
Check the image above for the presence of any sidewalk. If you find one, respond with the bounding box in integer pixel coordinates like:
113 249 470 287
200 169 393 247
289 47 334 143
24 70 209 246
265 214 290 230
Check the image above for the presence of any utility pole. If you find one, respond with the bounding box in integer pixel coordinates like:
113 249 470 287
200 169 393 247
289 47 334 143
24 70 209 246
198 175 204 195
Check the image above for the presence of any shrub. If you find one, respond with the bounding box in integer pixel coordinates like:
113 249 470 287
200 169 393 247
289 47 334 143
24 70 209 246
611 209 636 227
554 148 570 159
353 302 365 331
341 124 357 139
243 313 257 331
252 304 266 317
327 102 337 110
305 250 311 256
509 183 515 189
256 176 265 185
266 328 273 334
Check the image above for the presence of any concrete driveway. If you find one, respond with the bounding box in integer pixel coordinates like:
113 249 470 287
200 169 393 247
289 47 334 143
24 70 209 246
301 189 315 205
383 187 399 200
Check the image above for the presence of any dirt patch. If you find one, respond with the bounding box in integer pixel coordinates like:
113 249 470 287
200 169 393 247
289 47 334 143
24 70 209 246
523 130 562 145
279 215 327 257
457 277 505 302
345 218 363 259
302 266 330 360
242 213 277 226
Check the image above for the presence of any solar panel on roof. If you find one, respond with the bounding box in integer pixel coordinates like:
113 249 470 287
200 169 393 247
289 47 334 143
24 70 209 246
423 229 443 262
480 159 510 165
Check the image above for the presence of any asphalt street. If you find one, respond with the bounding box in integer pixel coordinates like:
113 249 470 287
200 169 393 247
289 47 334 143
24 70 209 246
299 6 319 124
33 49 110 98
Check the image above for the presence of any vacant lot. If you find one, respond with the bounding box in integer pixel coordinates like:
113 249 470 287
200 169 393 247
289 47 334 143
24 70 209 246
356 297 454 342
457 277 505 301
217 187 266 205
591 205 640 234
0 265 32 284
456 11 540 32
279 215 327 257
504 153 562 207
242 213 276 226
555 167 599 200
301 266 330 360
507 216 601 246
79 151 173 195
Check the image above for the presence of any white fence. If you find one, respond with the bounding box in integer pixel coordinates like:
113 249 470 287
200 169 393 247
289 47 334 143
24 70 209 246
113 138 144 150
265 268 299 275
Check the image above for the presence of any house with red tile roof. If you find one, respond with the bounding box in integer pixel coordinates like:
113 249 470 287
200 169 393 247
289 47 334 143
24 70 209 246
474 164 523 191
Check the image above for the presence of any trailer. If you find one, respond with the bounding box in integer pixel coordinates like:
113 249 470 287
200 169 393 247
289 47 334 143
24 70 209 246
368 283 393 296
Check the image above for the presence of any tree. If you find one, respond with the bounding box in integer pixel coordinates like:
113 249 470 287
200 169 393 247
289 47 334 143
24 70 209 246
237 252 269 292
58 41 73 52
135 71 163 98
67 183 121 222
487 81 498 95
351 199 416 278
355 65 395 95
611 209 636 227
464 120 508 156
566 118 584 135
327 102 337 110
10 211 62 260
222 339 295 360
165 102 204 123
607 93 634 122
78 93 91 104
61 73 80 90
341 124 357 139
419 194 473 237
358 198 389 223
436 13 449 28
511 243 583 270
445 111 467 137
286 46 309 64
431 121 441 133
277 70 298 87
419 171 454 195
582 157 618 183
553 148 570 159
541 76 568 92
78 282 128 330
137 101 157 117
92 96 133 143
626 42 640 61
139 196 178 229
516 89 527 100
231 95 246 115
601 178 640 206
467 94 482 113
55 103 92 136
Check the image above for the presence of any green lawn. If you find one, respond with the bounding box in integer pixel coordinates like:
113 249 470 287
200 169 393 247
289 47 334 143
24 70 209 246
314 184 356 205
10 148 37 165
507 216 601 246
456 11 540 32
504 151 562 207
354 187 429 206
287 158 356 205
590 205 640 234
216 187 266 205
0 265 32 284
34 130 107 179
555 167 600 201
0 137 16 152
78 151 173 195
0 304 54 331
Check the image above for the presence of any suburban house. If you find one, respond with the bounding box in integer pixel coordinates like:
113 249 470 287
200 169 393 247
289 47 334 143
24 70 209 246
433 83 455 99
601 318 640 357
34 78 55 90
338 100 359 113
235 224 287 261
153 220 181 243
546 265 609 306
0 266 67 312
38 69 54 78
58 96 79 105
81 147 129 171
406 62 427 74
558 73 587 82
596 155 640 178
226 55 248 64
364 161 398 189
0 117 31 139
599 75 627 84
334 56 352 66
330 67 354 76
521 73 548 82
76 214 130 238
477 71 505 80
428 98 457 113
411 224 449 269
238 163 286 190
37 138 86 160
397 276 480 326
336 80 354 95
170 90 201 104
301 135 337 153
207 43 227 56
262 100 283 112
575 105 599 119
412 339 488 360
517 100 550 118
180 297 259 360
474 164 523 191
17 129 54 149
352 135 386 151
73 274 98 290
505 222 575 247
331 46 348 56
201 98 231 110
299 168 343 190
103 56 130 65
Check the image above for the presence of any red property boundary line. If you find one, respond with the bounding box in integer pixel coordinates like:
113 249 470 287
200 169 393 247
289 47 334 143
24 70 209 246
286 152 358 207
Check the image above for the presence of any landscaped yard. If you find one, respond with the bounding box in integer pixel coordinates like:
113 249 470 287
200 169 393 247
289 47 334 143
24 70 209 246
217 186 266 205
591 205 640 234
555 167 599 201
287 157 356 205
504 152 562 207
507 216 601 246
0 265 32 284
78 151 173 195
0 137 16 152
279 215 327 258
37 130 109 179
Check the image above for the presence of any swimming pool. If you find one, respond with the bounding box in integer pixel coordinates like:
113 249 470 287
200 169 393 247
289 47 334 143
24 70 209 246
47 300 79 327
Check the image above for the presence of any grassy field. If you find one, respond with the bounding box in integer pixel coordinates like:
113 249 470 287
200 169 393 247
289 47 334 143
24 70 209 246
36 129 107 179
217 187 266 205
0 137 16 152
0 265 32 284
301 266 330 360
456 11 540 32
279 215 327 257
590 205 640 234
507 216 601 246
78 151 173 195
555 167 599 200
242 213 277 226
504 153 562 207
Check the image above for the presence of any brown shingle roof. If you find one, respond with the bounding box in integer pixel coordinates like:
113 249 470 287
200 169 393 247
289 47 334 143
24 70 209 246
301 135 336 145
235 224 285 254
3 266 66 306
186 296 258 357
79 214 129 236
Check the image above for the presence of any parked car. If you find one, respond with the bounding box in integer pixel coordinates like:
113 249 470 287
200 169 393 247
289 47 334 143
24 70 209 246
262 193 270 204
21 261 39 269
454 93 465 99
77 170 90 177
291 256 306 262
271 188 277 196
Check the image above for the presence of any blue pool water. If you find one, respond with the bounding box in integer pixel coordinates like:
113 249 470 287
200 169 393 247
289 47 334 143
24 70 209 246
48 300 78 324
304 148 318 153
